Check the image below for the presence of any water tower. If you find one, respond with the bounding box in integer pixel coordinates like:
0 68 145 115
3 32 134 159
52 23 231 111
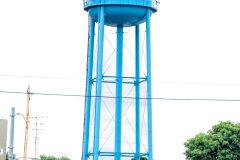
82 0 158 159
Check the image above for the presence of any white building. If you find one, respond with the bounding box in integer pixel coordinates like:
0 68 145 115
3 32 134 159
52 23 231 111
0 119 8 160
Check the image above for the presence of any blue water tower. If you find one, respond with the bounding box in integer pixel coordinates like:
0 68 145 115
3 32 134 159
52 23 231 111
82 0 158 159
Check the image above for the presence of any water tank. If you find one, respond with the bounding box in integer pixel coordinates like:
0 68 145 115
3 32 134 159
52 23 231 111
83 0 158 27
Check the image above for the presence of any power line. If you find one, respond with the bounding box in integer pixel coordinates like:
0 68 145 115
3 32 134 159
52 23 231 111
156 81 240 86
0 74 81 80
1 90 240 102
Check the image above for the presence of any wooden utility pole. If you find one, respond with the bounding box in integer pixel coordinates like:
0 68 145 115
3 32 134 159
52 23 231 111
23 86 31 160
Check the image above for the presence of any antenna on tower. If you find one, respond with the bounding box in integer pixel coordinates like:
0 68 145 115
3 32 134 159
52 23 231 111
30 116 47 160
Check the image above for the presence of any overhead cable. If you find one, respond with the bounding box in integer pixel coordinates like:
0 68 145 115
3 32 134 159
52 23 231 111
1 90 240 102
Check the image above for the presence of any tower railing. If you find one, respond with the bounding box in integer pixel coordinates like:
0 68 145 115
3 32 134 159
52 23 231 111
83 0 159 11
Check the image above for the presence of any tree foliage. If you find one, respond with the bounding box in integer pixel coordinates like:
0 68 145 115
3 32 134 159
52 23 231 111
6 152 16 160
131 157 148 160
40 155 70 160
184 121 240 160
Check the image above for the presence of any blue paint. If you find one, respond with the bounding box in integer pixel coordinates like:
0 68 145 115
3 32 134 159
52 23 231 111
82 17 95 160
82 0 158 159
88 6 148 27
135 25 140 160
93 6 105 160
146 9 153 160
115 25 123 160
84 0 158 27
83 0 158 11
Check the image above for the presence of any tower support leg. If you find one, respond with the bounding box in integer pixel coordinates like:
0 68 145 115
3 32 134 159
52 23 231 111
115 25 123 160
93 6 105 160
146 9 153 160
135 25 140 160
82 16 95 160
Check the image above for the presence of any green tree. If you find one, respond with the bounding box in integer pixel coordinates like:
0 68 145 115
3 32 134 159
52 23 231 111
6 152 16 160
58 156 70 160
184 121 240 160
40 155 57 160
40 155 70 160
131 157 148 160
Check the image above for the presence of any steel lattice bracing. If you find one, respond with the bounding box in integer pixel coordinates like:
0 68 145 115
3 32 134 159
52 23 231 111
82 1 158 159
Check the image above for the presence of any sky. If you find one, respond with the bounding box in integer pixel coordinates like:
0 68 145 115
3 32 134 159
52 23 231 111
1 0 240 159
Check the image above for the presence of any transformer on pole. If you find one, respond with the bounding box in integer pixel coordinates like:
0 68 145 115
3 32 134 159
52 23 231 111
82 0 158 159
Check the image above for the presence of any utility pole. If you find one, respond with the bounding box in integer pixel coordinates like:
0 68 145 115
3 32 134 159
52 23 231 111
8 107 15 160
23 86 31 160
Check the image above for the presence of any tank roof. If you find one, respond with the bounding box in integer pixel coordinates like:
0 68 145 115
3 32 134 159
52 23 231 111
83 0 159 12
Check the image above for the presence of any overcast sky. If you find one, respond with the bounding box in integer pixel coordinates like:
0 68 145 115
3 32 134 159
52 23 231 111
1 0 240 160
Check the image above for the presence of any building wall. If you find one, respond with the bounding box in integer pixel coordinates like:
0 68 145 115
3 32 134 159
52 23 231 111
0 119 8 160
